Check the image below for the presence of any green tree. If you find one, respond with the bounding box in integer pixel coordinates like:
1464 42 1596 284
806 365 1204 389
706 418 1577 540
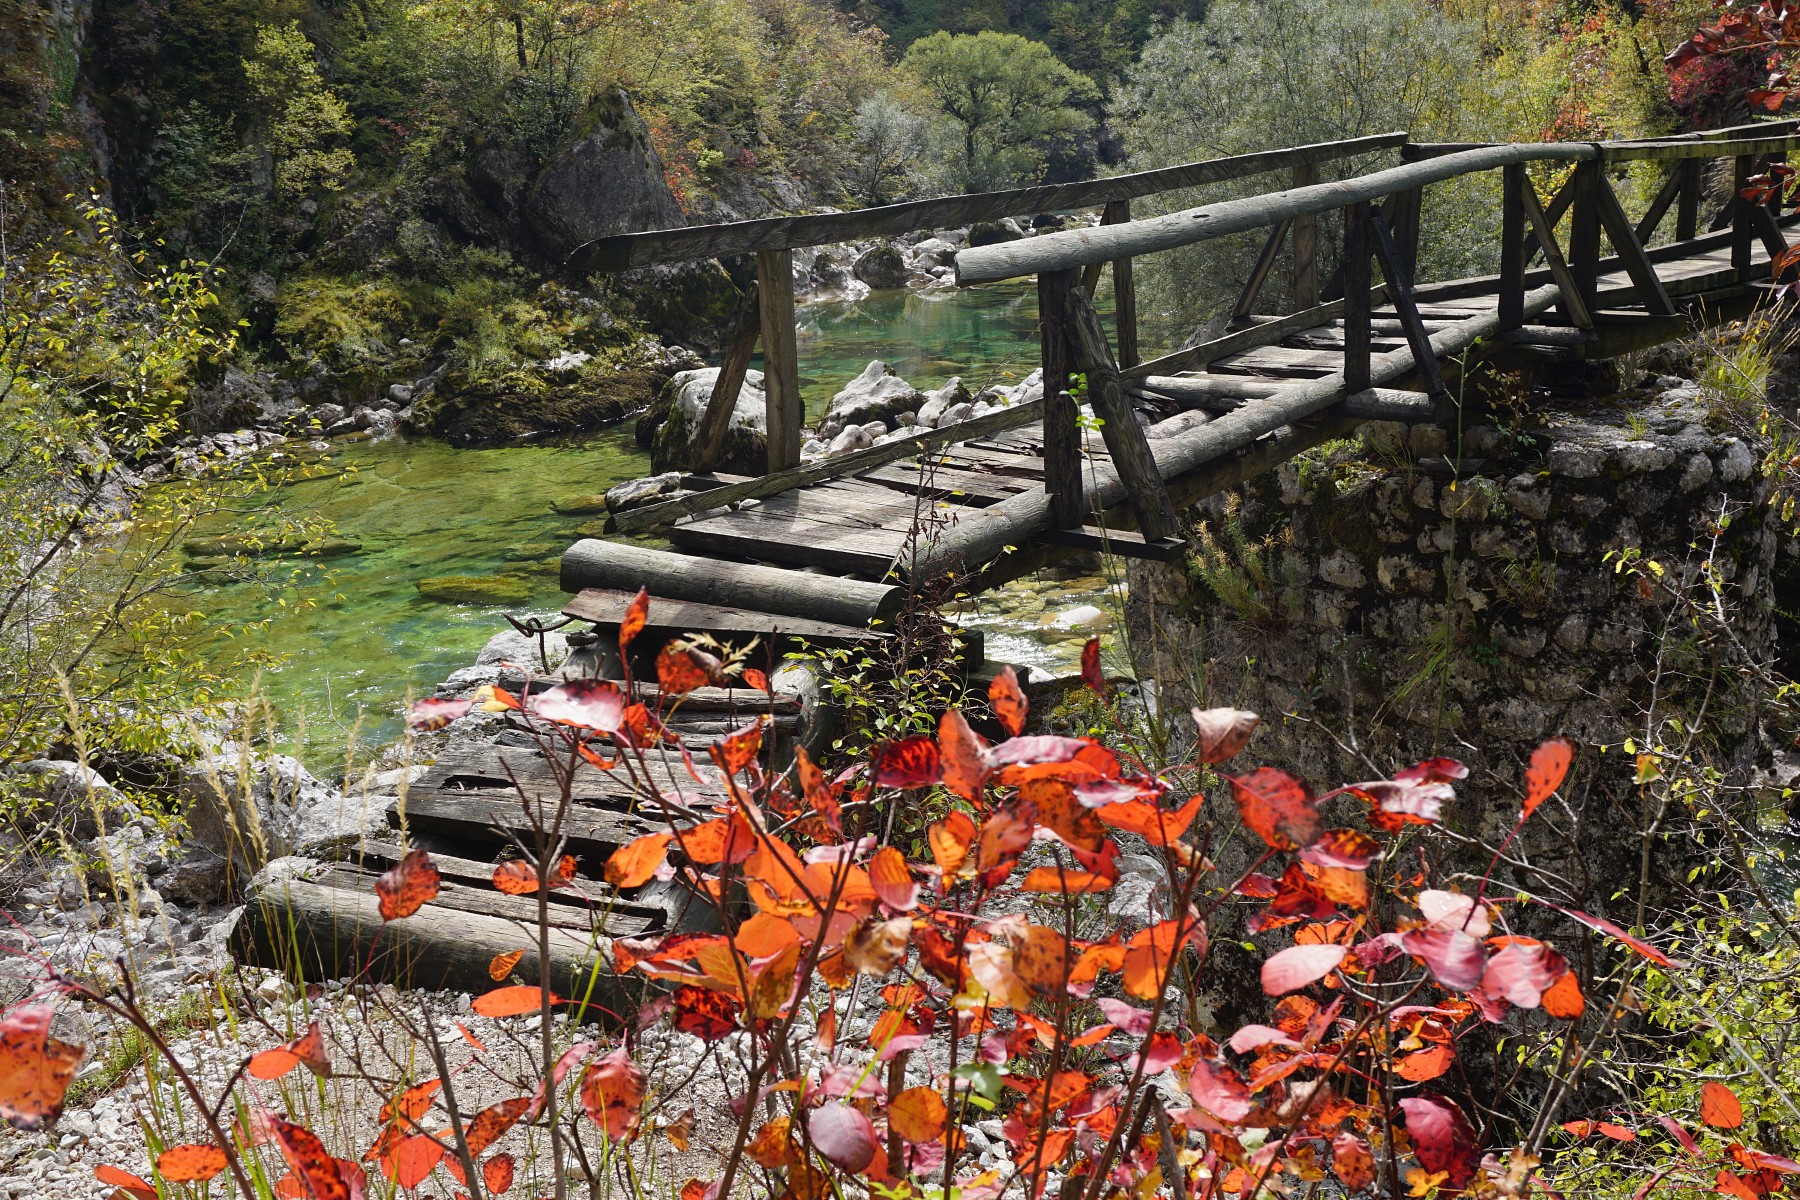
241 22 354 201
900 30 1097 191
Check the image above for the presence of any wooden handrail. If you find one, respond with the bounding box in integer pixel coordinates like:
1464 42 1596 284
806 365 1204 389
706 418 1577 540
568 132 1409 272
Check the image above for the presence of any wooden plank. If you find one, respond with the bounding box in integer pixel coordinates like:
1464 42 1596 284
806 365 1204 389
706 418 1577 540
1343 205 1372 393
1108 200 1140 369
1734 155 1755 278
757 250 802 473
1516 172 1594 330
609 399 1044 534
692 281 761 473
1040 267 1083 529
1144 382 1442 423
310 860 662 932
1030 525 1185 561
854 460 1034 504
1366 210 1449 398
561 540 901 625
955 141 1597 284
1062 287 1179 541
1291 162 1319 308
400 788 681 854
576 132 1410 271
1677 158 1701 241
1230 218 1292 324
563 586 883 647
1568 158 1602 311
1592 173 1678 316
667 500 917 577
1122 288 1388 382
414 741 724 809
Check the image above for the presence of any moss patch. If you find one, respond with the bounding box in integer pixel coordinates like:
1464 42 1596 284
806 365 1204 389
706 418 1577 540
415 574 533 605
420 361 672 446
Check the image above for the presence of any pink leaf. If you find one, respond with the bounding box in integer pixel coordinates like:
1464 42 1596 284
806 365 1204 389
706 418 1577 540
530 680 625 732
1399 1095 1479 1187
1260 943 1348 996
810 1101 877 1173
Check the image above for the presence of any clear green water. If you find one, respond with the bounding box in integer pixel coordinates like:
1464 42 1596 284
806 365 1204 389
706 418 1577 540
180 281 1136 767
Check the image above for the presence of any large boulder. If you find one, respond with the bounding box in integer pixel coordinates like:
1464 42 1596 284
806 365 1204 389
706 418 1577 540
526 89 685 261
416 353 681 446
179 752 393 888
853 242 910 289
819 361 922 439
650 367 770 475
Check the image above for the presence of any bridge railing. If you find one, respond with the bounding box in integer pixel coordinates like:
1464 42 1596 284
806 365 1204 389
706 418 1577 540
952 121 1800 545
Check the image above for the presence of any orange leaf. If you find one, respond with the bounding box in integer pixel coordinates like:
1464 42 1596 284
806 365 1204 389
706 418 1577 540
580 1049 646 1142
0 1005 82 1130
868 847 918 912
1702 1081 1745 1129
377 1133 443 1188
377 1079 442 1128
657 644 719 696
938 708 992 801
928 810 976 879
1021 865 1115 894
484 1152 515 1195
266 1118 351 1200
1542 970 1585 1020
1122 920 1187 1000
464 1097 532 1157
493 856 578 895
889 1086 949 1143
1523 737 1575 819
489 950 525 981
1395 1043 1455 1082
988 666 1028 737
1230 767 1321 850
158 1144 229 1183
619 587 650 653
248 1021 328 1080
472 986 565 1019
1095 792 1203 848
742 667 770 692
605 833 673 888
375 849 440 921
94 1165 157 1200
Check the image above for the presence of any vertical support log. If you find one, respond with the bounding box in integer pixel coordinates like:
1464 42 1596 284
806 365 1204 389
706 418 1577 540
1039 268 1083 530
691 281 761 474
1106 199 1140 369
1568 158 1602 313
1342 205 1372 394
1733 154 1755 279
1366 210 1448 400
756 249 802 474
1291 162 1319 310
1500 164 1526 332
1389 187 1423 283
1677 157 1701 242
1062 287 1179 542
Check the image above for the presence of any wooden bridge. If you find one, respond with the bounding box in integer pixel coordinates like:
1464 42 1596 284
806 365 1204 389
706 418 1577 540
554 120 1800 657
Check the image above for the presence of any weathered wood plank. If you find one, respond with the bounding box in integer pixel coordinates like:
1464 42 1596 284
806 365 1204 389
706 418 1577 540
1517 171 1595 330
1062 287 1179 541
1121 289 1389 382
693 282 761 473
575 133 1410 271
1291 161 1319 309
563 586 883 648
1366 209 1449 398
561 540 901 625
758 250 803 473
1592 174 1678 316
1039 267 1083 529
1030 525 1185 561
1108 200 1140 368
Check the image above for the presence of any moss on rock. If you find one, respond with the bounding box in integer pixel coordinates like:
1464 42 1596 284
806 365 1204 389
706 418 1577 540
417 358 673 446
414 574 534 605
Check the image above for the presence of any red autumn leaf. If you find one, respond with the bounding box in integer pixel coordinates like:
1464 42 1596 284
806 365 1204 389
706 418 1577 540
581 1049 646 1142
268 1117 351 1200
471 986 564 1018
407 697 472 731
1730 1143 1800 1174
1716 1169 1760 1200
464 1097 532 1157
1658 1114 1702 1155
157 1144 229 1183
1122 919 1189 1000
673 987 742 1041
485 950 526 981
889 1086 948 1144
1231 767 1322 850
1135 1031 1185 1076
1702 1081 1745 1129
1400 927 1488 992
605 833 673 888
1301 828 1381 869
1395 1043 1456 1082
0 1004 83 1130
374 849 440 921
1261 943 1349 995
1399 1095 1479 1187
618 587 650 653
1080 637 1105 694
493 855 578 895
989 666 1028 737
713 720 764 778
811 1101 878 1173
484 1153 515 1195
1333 1131 1376 1192
938 708 992 801
656 646 712 696
531 679 625 732
376 1132 443 1188
94 1165 158 1200
868 846 919 911
1479 939 1569 1011
1187 1057 1256 1123
1523 737 1576 819
1020 864 1115 894
247 1022 329 1080
874 736 942 788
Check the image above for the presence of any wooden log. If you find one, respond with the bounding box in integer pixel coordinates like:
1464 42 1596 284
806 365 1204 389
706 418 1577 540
1677 158 1702 241
1138 380 1442 422
1342 206 1372 393
1230 219 1292 325
230 869 643 1012
1029 524 1185 561
1500 164 1526 330
757 249 803 473
692 282 761 474
609 398 1045 534
1062 287 1180 541
560 540 902 626
1291 162 1319 309
563 587 885 654
1516 172 1594 330
1599 131 1800 162
954 142 1597 284
914 283 1564 577
1748 201 1791 263
1592 174 1678 316
1734 155 1757 279
1108 200 1140 368
1365 210 1449 398
574 132 1409 272
1634 166 1687 244
1568 158 1602 311
1039 268 1083 529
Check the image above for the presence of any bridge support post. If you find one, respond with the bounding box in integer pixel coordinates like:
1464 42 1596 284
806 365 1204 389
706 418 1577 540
1106 200 1140 369
1291 162 1319 309
693 281 762 474
1039 268 1085 530
1500 164 1525 331
1733 154 1755 280
756 249 803 474
1366 211 1448 401
1677 158 1701 241
1568 158 1602 313
1342 205 1372 393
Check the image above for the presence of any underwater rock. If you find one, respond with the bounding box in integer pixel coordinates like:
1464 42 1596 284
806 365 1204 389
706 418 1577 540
415 574 534 606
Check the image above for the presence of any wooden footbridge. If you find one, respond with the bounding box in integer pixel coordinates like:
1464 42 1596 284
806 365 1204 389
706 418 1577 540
555 120 1800 654
234 121 1800 995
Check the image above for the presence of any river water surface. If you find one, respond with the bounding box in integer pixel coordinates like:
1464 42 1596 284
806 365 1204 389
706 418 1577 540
183 282 1138 764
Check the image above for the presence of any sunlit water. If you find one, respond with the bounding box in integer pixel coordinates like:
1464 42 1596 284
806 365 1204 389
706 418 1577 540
175 282 1138 768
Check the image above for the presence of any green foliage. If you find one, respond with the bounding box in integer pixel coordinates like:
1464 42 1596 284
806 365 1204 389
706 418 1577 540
242 22 355 201
901 30 1098 191
1187 496 1303 627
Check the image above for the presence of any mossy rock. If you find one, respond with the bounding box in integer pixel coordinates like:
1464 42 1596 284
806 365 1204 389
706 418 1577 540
550 495 610 516
502 542 561 561
184 534 363 559
415 574 534 605
416 358 673 446
575 518 613 538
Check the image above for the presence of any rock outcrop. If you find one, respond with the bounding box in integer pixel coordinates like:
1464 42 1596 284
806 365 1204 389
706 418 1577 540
525 89 686 262
649 366 771 475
